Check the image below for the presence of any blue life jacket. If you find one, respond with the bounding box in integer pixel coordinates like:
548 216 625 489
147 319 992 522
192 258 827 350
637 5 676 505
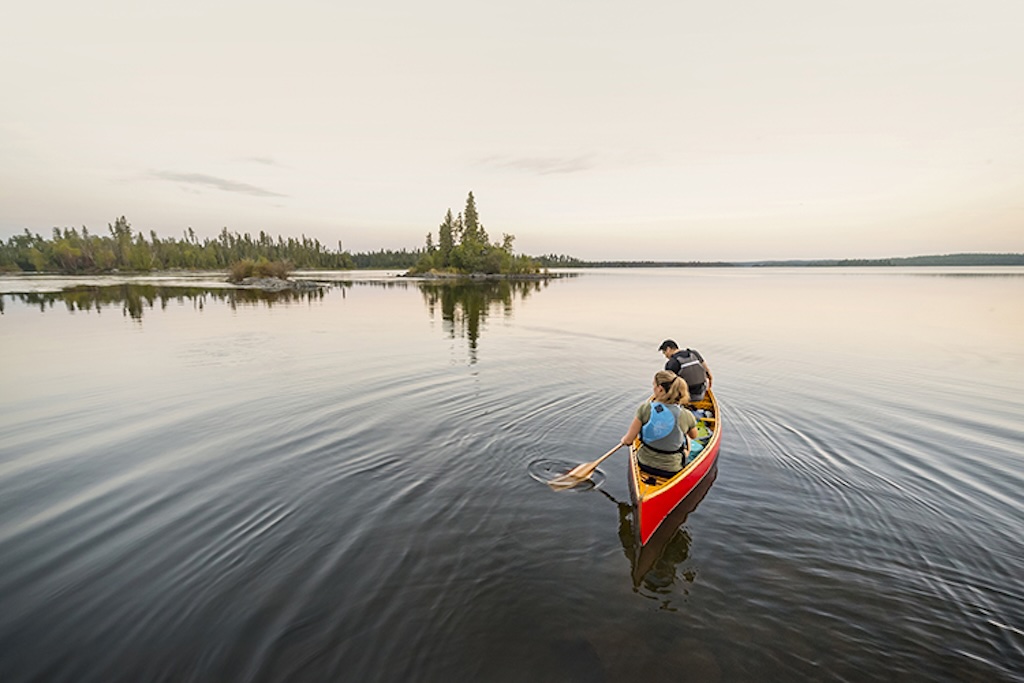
641 402 684 453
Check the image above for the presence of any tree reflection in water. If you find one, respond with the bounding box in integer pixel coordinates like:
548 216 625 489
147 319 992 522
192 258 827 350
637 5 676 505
417 278 548 361
7 284 330 321
2 275 570 363
2 277 565 339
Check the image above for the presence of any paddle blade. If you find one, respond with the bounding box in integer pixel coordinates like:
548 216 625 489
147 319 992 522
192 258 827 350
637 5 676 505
547 443 625 491
547 463 598 490
566 462 598 479
547 474 587 490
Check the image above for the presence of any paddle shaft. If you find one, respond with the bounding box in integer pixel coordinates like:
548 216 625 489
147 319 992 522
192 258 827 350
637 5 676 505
564 442 626 479
589 442 626 469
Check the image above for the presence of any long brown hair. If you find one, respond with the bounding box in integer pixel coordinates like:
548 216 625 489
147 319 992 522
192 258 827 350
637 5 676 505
654 370 690 404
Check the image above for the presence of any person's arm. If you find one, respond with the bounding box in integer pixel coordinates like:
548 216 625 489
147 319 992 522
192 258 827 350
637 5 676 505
703 362 713 388
621 417 642 446
685 410 699 440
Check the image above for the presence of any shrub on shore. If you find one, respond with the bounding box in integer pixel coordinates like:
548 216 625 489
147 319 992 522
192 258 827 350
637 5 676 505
228 258 291 283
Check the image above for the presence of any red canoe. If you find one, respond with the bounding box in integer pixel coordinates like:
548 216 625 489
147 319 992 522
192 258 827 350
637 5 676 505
628 389 721 546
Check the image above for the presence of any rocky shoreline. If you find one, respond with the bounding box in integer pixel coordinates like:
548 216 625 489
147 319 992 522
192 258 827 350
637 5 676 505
235 277 324 291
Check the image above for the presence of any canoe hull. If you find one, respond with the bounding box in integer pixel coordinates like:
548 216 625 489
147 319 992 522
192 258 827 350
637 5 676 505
631 464 717 584
629 389 721 546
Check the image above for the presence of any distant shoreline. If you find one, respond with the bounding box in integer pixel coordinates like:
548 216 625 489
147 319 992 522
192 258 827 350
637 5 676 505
3 252 1022 277
547 253 1024 268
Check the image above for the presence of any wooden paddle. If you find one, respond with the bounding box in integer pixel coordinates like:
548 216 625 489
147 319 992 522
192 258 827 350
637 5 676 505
549 443 626 489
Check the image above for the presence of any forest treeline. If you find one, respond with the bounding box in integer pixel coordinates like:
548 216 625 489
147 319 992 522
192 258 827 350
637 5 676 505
0 195 566 274
0 216 518 273
0 217 357 273
732 254 1024 267
531 254 1024 267
3 214 1017 274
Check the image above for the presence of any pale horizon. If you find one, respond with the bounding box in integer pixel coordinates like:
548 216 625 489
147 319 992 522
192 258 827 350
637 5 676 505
2 1 1022 261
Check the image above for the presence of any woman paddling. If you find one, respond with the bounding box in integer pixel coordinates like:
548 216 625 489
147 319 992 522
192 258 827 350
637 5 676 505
619 371 699 477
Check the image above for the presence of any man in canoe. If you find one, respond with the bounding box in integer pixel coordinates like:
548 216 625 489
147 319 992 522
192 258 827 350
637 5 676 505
619 371 700 476
659 339 713 402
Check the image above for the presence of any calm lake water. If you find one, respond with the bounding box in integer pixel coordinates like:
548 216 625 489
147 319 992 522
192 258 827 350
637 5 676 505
1 267 1022 682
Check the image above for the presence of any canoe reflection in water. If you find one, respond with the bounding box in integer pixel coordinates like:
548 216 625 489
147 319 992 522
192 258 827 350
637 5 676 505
607 465 718 593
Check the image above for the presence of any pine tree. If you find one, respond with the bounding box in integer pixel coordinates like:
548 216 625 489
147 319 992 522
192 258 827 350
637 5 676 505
454 212 465 245
463 191 481 243
438 209 455 267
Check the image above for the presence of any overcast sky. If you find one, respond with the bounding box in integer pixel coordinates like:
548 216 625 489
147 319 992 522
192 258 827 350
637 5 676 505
2 0 1022 260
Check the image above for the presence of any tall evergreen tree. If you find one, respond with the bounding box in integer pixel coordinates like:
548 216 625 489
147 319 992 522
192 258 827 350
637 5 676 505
438 209 455 267
463 191 482 243
453 212 465 245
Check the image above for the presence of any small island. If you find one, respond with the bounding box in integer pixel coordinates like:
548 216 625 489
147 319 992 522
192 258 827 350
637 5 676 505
227 258 323 291
406 192 544 277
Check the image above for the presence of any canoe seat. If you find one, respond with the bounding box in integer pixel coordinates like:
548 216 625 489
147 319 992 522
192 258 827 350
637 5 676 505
638 462 678 480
